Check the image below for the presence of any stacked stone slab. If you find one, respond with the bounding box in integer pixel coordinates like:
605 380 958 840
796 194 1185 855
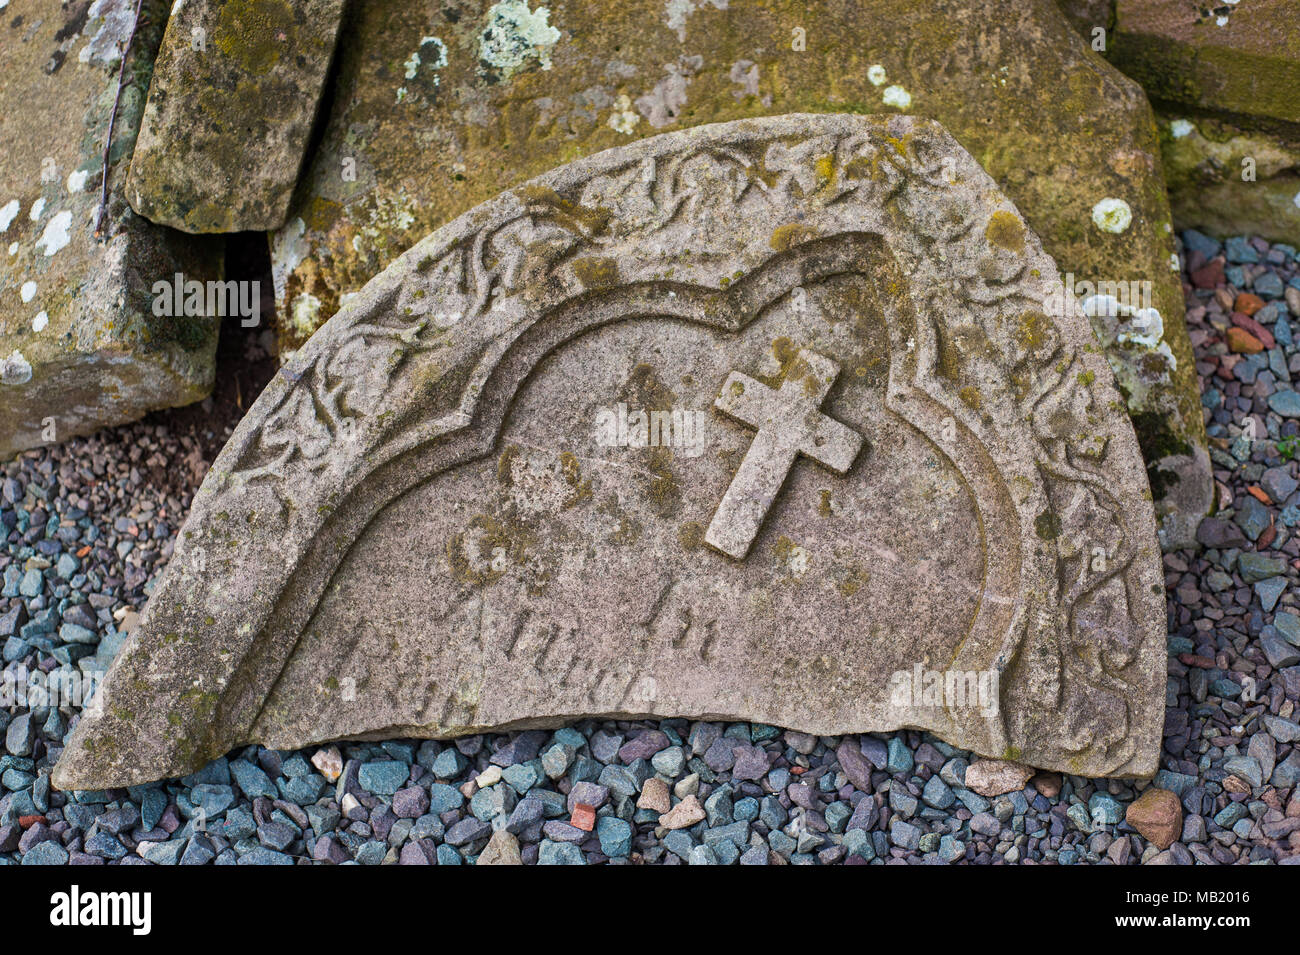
125 0 346 232
1066 0 1300 243
0 0 222 458
1112 0 1300 127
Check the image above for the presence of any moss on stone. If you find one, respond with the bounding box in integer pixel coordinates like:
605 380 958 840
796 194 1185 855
985 210 1026 253
572 256 620 288
1155 112 1300 243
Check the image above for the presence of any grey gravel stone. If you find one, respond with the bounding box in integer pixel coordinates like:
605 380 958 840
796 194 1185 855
1262 630 1300 668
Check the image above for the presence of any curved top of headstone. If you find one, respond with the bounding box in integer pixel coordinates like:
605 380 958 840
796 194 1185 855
53 114 1165 790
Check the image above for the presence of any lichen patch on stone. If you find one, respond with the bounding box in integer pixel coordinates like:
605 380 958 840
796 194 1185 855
290 292 323 339
272 217 309 302
985 210 1025 253
1091 197 1133 234
479 1 562 81
663 0 729 42
402 36 447 91
607 94 640 135
0 349 33 385
636 56 702 127
729 59 768 105
79 0 137 68
35 210 73 257
882 85 912 109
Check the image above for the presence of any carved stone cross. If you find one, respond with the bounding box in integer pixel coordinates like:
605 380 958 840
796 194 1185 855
705 349 864 559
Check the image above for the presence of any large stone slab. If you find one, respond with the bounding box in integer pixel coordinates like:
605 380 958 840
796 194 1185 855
0 0 222 459
125 0 346 232
1100 1 1300 244
1111 0 1300 127
268 0 1208 549
1157 113 1300 244
54 115 1165 790
1060 3 1300 243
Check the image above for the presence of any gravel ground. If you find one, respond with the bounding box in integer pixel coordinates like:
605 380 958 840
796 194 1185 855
1 233 1299 865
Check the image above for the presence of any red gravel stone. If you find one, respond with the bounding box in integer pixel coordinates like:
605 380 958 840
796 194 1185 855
1126 788 1182 850
1230 311 1275 349
1234 292 1265 315
1226 326 1264 354
1190 259 1225 289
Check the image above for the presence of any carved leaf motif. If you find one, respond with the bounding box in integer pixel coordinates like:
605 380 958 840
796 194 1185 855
487 217 584 293
577 159 659 226
327 335 397 418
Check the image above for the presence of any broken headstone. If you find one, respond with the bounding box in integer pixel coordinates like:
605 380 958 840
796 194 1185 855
54 115 1166 791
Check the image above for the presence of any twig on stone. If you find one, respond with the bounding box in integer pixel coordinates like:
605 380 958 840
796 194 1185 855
94 0 147 240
